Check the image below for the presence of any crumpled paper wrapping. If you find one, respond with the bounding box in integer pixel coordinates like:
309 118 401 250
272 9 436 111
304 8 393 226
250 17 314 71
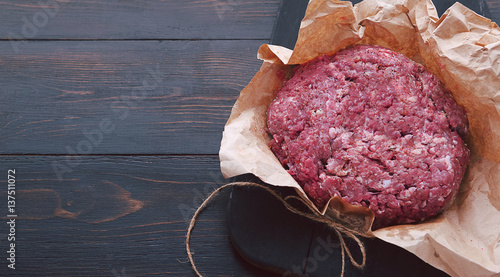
219 0 500 276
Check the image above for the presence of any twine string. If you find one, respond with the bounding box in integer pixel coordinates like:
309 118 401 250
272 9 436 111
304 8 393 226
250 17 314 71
186 182 371 277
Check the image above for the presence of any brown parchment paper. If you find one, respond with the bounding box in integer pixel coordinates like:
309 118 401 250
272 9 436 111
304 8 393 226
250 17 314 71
219 0 500 276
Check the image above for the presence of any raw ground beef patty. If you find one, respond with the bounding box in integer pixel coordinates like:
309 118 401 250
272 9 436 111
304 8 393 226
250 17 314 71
267 45 470 229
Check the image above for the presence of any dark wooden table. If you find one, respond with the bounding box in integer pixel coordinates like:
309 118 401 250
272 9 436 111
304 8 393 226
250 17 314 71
0 1 498 276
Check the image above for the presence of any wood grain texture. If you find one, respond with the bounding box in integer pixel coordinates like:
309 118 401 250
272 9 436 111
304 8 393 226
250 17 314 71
0 156 277 276
487 0 500 22
0 0 280 40
0 40 266 155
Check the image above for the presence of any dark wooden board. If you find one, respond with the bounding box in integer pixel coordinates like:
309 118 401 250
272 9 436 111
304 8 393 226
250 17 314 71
0 155 274 276
0 40 266 155
0 0 280 41
270 0 309 49
229 186 449 277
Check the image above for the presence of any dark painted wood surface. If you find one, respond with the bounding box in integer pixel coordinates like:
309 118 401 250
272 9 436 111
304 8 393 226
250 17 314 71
0 0 280 40
228 186 450 277
0 40 265 154
0 156 274 276
2 1 282 275
0 0 498 276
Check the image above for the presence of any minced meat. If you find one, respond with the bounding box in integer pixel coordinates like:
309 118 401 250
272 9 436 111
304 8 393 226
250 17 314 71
267 45 470 229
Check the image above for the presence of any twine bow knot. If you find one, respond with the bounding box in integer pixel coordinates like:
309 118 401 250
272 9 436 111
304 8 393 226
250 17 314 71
186 182 372 277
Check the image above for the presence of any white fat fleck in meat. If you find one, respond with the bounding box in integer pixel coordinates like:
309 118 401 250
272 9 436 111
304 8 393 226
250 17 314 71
382 179 392 188
361 130 374 142
422 133 433 144
311 109 324 115
340 132 353 140
433 137 448 144
437 155 453 170
329 127 342 138
411 148 423 155
407 96 417 102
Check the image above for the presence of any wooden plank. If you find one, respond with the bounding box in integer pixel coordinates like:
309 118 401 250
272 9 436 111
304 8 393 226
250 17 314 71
487 0 500 23
0 40 266 155
0 0 281 41
0 155 276 276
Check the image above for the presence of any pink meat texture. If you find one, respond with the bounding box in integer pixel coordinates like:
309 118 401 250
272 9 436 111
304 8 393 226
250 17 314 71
267 45 470 229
